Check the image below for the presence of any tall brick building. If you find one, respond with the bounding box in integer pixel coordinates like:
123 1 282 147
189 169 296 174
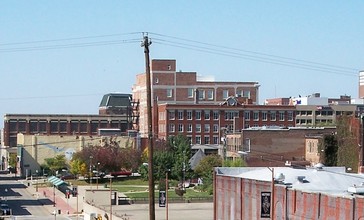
132 59 260 137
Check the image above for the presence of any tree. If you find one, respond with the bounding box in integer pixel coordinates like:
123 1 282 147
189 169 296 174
336 115 359 172
71 136 142 175
319 134 338 166
194 154 223 194
223 157 247 167
44 155 67 175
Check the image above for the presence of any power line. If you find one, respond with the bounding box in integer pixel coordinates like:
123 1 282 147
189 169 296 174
149 32 359 72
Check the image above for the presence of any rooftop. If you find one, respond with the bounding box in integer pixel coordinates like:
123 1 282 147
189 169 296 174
216 166 364 197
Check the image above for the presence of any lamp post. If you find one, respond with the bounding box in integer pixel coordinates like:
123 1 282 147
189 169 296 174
35 170 39 192
53 185 56 207
109 177 113 220
165 169 170 220
89 156 93 190
96 162 100 189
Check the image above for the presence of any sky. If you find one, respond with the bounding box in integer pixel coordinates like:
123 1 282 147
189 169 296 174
1 1 363 128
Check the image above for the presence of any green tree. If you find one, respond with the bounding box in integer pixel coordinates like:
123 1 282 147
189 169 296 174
194 154 223 194
319 134 338 166
223 157 247 167
336 115 359 172
44 155 67 175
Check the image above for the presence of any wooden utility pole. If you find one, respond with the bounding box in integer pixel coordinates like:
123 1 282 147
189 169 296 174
141 33 155 220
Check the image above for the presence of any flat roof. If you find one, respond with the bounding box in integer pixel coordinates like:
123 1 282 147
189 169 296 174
216 166 364 197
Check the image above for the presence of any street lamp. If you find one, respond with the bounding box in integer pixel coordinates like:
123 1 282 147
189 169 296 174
165 169 170 220
89 156 93 190
53 185 56 207
96 162 100 189
35 170 39 192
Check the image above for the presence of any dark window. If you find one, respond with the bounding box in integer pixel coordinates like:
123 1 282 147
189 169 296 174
39 121 47 133
100 120 108 128
9 120 17 132
91 121 99 134
59 121 67 133
18 121 26 132
71 121 79 133
50 120 59 133
30 120 38 133
80 121 88 133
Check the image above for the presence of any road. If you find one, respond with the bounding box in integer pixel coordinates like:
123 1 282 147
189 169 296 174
0 173 82 220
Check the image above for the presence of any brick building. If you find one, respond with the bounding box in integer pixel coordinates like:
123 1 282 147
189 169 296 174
1 93 139 172
214 166 364 220
132 59 260 137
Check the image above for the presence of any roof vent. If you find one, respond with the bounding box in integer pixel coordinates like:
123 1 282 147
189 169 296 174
348 185 364 194
314 163 324 170
274 173 285 183
296 176 308 183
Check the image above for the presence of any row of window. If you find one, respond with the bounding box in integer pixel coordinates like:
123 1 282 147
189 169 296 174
166 110 295 121
168 124 220 133
185 135 220 145
8 120 129 134
166 88 251 100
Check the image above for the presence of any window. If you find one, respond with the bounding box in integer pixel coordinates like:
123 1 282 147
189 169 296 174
213 124 219 133
50 120 58 133
195 136 201 144
178 111 184 120
196 124 201 133
204 136 210 144
198 90 205 100
253 111 259 121
178 124 183 132
225 111 239 120
236 90 243 97
270 111 276 121
207 89 214 100
213 136 219 144
60 121 67 133
244 111 250 120
213 111 219 120
288 111 293 121
167 89 173 98
168 110 175 120
188 88 194 98
204 110 210 120
279 111 285 121
243 90 250 98
223 90 229 99
187 124 192 132
169 124 175 132
196 111 201 120
262 111 268 121
187 110 192 120
204 124 210 133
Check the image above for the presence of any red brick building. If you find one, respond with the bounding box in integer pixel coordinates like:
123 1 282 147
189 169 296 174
214 166 364 220
132 59 260 137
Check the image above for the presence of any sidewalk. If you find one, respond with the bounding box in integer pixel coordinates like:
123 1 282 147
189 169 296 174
23 179 89 217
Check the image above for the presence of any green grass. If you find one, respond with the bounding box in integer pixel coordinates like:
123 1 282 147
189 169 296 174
124 188 212 199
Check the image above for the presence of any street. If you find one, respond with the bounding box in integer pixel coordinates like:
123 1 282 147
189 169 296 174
0 173 82 220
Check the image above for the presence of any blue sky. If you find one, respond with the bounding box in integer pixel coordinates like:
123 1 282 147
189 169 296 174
0 1 363 127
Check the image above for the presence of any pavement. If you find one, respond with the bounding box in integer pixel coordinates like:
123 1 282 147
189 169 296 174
23 178 214 220
23 178 87 218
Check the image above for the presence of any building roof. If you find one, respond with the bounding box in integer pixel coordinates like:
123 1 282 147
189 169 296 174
216 166 364 197
99 93 131 108
189 149 206 170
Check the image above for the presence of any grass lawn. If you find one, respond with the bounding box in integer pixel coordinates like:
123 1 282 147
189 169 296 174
124 188 212 199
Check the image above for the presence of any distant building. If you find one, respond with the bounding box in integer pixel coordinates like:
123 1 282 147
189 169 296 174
132 59 260 137
1 93 139 175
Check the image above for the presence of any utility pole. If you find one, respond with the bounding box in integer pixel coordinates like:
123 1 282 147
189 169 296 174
141 33 155 220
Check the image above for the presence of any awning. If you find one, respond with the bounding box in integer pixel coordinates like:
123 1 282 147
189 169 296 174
47 176 66 187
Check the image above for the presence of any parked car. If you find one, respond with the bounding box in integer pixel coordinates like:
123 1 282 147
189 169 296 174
1 203 11 215
60 174 76 180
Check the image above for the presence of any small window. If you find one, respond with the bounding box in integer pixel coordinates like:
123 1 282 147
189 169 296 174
207 90 214 100
223 90 229 99
196 111 201 120
188 88 194 98
167 89 173 98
